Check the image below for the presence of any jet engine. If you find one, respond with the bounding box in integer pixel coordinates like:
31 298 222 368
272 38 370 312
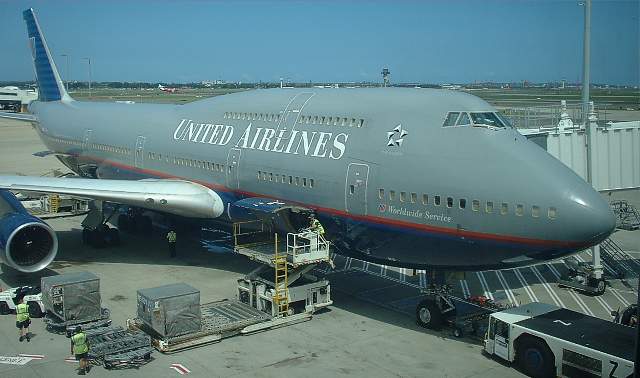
0 190 57 273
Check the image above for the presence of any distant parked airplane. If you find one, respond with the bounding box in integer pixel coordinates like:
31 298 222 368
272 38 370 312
158 84 178 93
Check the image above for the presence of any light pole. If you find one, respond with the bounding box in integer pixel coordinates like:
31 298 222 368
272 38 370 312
83 57 92 98
60 54 70 91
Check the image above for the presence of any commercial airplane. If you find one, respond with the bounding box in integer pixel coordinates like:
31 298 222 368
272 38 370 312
0 9 616 277
158 84 178 93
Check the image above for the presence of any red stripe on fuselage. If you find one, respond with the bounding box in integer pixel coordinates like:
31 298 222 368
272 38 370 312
83 154 587 250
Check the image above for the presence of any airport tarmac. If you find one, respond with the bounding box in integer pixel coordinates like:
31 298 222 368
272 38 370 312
0 119 524 377
0 116 639 377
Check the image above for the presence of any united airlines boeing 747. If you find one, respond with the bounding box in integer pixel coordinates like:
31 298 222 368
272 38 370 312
0 9 615 276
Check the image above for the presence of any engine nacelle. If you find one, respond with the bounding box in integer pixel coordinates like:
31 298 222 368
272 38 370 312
0 191 57 273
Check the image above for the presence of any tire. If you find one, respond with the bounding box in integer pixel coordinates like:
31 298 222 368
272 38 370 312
517 337 555 378
416 299 442 329
107 228 120 246
595 279 606 295
0 302 10 315
117 214 131 233
28 301 43 318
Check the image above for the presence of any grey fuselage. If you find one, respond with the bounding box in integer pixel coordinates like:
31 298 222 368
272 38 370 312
28 88 616 270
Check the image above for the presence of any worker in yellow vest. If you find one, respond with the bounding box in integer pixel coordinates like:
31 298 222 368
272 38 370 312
71 326 90 375
308 213 325 237
167 230 177 258
15 296 30 342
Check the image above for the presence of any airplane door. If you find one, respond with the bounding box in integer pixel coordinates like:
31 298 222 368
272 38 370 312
487 318 510 360
276 92 315 138
345 163 369 215
226 148 241 189
83 129 92 150
134 136 145 168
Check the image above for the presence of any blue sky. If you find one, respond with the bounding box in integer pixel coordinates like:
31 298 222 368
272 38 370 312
0 0 638 85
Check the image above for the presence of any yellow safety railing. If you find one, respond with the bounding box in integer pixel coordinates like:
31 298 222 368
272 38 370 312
49 194 60 213
272 233 289 316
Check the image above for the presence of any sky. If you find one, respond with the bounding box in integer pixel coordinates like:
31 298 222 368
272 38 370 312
0 0 638 85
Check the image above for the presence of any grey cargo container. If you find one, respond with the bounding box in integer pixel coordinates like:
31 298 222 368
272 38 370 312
41 271 102 322
137 283 201 338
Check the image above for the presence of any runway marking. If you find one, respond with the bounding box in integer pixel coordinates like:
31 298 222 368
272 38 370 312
0 356 35 365
530 266 565 308
171 363 191 375
459 280 471 299
609 287 632 307
546 263 593 316
18 354 44 360
475 272 494 301
513 268 538 303
495 271 517 306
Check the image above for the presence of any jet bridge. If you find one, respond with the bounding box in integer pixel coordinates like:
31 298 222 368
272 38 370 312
233 220 333 317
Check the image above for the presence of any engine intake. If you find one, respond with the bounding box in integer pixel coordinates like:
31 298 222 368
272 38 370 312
0 191 58 273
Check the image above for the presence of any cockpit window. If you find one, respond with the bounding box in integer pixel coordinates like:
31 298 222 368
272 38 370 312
496 112 514 128
456 112 470 126
470 112 505 128
443 112 460 127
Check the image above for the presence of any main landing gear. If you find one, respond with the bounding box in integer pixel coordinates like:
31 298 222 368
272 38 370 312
116 209 152 235
415 284 456 330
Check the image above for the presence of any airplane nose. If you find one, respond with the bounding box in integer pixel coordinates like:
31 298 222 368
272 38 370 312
566 182 616 245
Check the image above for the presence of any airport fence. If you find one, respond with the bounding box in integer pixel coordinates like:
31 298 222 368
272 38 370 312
502 103 615 130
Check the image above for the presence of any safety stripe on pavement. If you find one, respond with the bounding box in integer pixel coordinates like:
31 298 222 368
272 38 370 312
495 271 517 306
475 272 494 300
546 263 594 316
513 268 539 303
459 280 470 298
609 287 631 307
530 266 565 307
171 363 191 375
18 354 44 359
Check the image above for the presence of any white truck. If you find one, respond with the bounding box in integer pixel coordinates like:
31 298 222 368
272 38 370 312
0 286 45 317
484 302 634 378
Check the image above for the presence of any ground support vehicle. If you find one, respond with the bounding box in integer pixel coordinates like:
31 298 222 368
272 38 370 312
82 325 153 369
0 286 45 318
484 302 634 378
129 224 333 353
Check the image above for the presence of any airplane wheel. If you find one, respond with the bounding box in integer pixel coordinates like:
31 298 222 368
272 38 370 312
595 279 606 295
517 337 554 378
28 301 42 318
0 302 10 315
117 214 131 232
416 299 442 329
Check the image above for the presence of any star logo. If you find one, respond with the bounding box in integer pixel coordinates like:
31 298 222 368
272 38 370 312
387 124 408 147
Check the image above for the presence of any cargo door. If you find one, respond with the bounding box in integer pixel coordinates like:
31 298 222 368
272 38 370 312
226 147 241 189
134 135 146 168
345 163 369 215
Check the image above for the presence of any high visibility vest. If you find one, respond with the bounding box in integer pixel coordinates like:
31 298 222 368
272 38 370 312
311 219 325 235
16 303 29 322
72 332 89 355
167 231 177 243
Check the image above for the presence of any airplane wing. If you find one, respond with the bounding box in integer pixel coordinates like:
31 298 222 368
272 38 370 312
0 175 224 218
0 112 38 122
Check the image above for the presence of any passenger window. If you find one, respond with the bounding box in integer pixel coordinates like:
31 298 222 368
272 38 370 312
295 177 300 186
358 119 364 128
378 189 385 200
500 203 508 215
548 207 557 220
289 176 293 184
456 112 470 126
459 199 466 209
303 178 307 187
400 192 407 202
486 201 494 213
327 117 332 125
472 200 480 212
411 193 417 204
434 195 441 206
309 179 314 188
516 204 524 216
349 185 355 194
443 112 460 127
447 197 453 208
257 171 261 180
389 190 396 201
313 116 318 124
269 173 273 181
532 205 540 218
422 194 429 205
350 118 356 127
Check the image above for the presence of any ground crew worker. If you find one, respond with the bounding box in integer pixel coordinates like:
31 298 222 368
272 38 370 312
16 296 30 342
167 229 177 258
308 213 325 237
71 326 90 375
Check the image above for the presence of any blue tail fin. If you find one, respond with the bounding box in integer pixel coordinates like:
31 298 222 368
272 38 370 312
23 8 71 102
